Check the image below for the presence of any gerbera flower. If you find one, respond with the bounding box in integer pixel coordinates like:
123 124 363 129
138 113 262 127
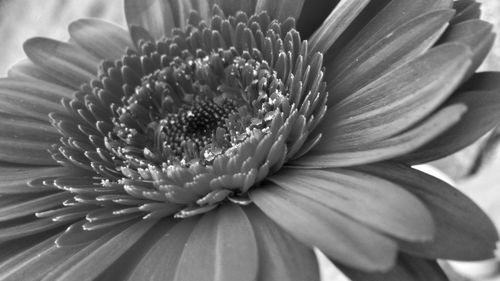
0 0 499 280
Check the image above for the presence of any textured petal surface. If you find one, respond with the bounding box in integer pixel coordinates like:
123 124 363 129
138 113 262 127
357 163 498 260
173 204 258 281
318 43 471 149
269 168 434 241
0 166 71 194
327 9 454 103
308 0 370 54
69 18 135 60
126 218 198 281
247 206 320 281
339 253 448 281
42 219 157 281
23 38 99 89
255 0 305 22
125 0 182 40
402 72 500 164
251 183 397 271
0 113 59 165
0 78 72 121
295 104 465 167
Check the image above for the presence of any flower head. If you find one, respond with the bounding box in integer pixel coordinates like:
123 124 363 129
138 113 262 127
1 0 500 280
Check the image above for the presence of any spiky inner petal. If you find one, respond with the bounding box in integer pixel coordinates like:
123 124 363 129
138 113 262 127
43 8 327 223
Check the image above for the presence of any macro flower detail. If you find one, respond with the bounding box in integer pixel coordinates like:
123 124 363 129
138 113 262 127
0 0 500 280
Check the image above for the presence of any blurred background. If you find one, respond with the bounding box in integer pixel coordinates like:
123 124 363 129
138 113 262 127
0 1 498 280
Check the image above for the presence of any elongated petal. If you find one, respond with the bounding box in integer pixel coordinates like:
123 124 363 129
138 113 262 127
255 0 305 22
23 38 99 89
402 73 500 164
215 0 256 16
0 235 84 281
246 206 320 281
43 218 157 281
0 192 69 222
126 218 198 281
451 0 481 24
0 113 59 165
296 104 465 167
125 0 181 40
318 43 471 149
328 10 454 103
69 18 135 60
439 19 494 77
8 59 62 85
251 183 397 271
326 0 452 104
0 78 72 121
173 204 258 281
0 166 71 194
357 163 498 260
339 253 448 281
0 217 69 243
308 0 370 54
269 168 434 241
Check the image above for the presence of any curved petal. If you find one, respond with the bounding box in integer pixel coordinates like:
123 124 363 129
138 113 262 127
357 163 498 260
0 113 59 165
173 204 258 281
339 253 448 281
296 0 338 39
402 72 500 164
255 0 306 23
308 0 370 54
125 0 184 40
451 0 481 24
326 0 453 104
327 9 454 103
215 0 257 16
246 206 320 281
126 218 198 281
317 43 471 149
295 104 465 167
69 18 135 60
0 165 71 194
439 19 495 78
251 183 398 271
0 192 69 222
269 168 434 242
23 38 99 89
7 59 64 86
41 218 157 281
0 78 73 122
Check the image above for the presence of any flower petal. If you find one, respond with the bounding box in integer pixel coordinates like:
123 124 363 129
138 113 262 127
69 18 135 60
327 9 454 104
215 0 257 16
0 78 72 121
0 192 69 222
296 0 338 38
8 59 63 86
42 218 157 281
0 217 69 243
439 19 495 78
269 168 434 242
126 218 198 281
0 166 71 195
357 163 499 260
251 183 397 271
0 235 84 281
308 0 370 54
401 73 500 164
0 113 59 165
246 206 320 281
295 104 465 167
339 253 448 281
317 43 471 149
23 38 100 89
173 204 258 281
124 0 180 40
326 0 453 104
451 0 481 24
255 0 306 23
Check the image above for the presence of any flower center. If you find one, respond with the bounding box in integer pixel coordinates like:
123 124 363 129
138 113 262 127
47 8 328 220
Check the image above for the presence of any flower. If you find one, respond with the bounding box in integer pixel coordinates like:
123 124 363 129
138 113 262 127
0 0 499 280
